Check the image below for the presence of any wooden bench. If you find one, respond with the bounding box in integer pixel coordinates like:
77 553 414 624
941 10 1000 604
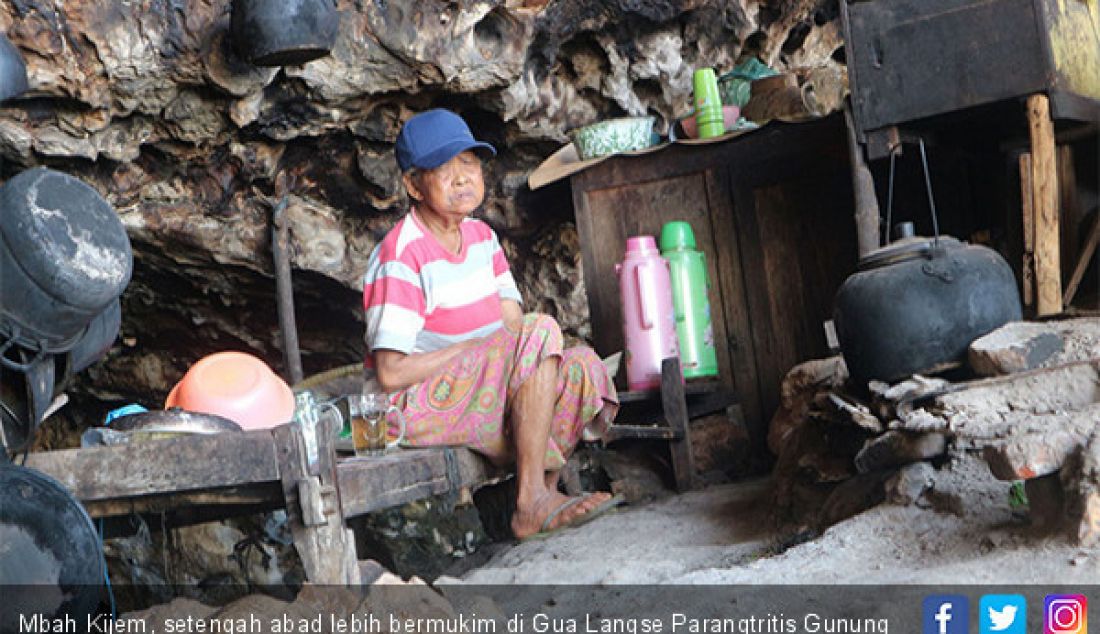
25 421 500 584
23 358 733 582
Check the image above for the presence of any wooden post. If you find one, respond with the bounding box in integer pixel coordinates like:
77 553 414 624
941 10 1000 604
272 193 304 386
1019 153 1035 308
660 357 695 492
1027 94 1062 316
843 102 881 255
274 415 360 585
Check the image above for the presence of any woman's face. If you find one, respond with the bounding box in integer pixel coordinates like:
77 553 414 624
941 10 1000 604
404 151 486 220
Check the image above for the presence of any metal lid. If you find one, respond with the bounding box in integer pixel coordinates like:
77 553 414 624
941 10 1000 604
857 235 962 271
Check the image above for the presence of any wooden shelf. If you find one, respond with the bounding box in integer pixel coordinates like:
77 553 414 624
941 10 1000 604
617 380 726 403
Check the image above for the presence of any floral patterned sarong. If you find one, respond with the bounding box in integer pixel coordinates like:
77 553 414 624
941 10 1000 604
391 313 618 469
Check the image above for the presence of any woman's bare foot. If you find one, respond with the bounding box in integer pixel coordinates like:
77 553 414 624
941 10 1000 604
511 489 612 540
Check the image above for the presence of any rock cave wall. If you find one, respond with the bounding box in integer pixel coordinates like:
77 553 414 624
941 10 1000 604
0 0 843 440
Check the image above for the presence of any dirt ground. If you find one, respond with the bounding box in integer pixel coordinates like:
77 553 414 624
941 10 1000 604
451 454 1097 586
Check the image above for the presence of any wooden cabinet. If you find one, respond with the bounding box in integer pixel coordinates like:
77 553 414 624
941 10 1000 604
569 115 859 456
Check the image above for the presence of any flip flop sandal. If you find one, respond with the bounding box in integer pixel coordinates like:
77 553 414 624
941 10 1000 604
519 492 626 542
563 493 625 530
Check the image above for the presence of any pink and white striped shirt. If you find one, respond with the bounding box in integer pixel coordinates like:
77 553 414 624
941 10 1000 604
362 210 522 358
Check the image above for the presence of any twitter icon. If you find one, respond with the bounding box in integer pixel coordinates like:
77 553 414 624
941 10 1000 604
981 595 1026 634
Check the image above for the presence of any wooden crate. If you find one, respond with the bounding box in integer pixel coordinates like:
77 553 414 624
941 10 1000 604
844 0 1100 135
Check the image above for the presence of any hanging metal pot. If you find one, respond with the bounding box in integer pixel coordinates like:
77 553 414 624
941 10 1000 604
0 464 105 631
231 0 339 67
833 140 1022 387
0 32 28 102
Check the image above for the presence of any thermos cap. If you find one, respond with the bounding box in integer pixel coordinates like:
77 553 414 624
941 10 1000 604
659 221 696 251
625 235 659 254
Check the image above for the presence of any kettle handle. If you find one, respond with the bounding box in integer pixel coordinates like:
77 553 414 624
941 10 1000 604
885 137 941 248
635 261 656 330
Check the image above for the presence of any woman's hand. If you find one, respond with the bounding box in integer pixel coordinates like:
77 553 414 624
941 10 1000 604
501 299 524 333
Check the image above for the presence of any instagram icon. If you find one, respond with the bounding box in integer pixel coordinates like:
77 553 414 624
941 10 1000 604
1046 595 1088 634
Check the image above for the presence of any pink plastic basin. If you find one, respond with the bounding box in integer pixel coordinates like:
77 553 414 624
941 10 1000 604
165 351 295 430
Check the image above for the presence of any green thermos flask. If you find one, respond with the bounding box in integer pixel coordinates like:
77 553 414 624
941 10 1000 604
659 221 718 378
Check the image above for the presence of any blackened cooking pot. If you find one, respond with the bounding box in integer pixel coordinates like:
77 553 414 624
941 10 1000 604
231 0 339 67
0 167 132 357
834 233 1022 386
834 141 1022 387
0 464 105 631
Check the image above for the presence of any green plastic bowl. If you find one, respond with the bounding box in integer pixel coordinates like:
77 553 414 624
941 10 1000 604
570 116 657 160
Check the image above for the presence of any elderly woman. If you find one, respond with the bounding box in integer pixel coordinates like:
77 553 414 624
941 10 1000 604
362 109 621 540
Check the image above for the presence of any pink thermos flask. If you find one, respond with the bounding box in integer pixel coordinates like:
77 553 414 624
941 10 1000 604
616 236 680 391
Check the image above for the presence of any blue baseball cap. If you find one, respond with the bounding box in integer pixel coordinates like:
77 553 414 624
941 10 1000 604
395 109 497 172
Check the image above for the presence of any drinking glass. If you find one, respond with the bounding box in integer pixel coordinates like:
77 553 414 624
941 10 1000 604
348 392 406 457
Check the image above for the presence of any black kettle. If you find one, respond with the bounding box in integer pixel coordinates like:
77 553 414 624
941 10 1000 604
833 141 1022 387
231 0 339 67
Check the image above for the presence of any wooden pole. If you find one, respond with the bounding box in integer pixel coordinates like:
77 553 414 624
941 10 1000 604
1027 94 1062 316
843 102 881 255
1019 153 1035 308
272 195 305 385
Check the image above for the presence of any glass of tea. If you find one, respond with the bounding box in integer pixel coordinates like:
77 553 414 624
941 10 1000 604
348 392 406 457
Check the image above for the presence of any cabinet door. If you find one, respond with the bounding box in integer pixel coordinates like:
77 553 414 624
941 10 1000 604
729 168 858 425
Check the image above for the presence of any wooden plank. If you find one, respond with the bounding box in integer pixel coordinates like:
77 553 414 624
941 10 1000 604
1058 144 1082 295
571 170 625 362
727 183 777 449
617 381 726 403
1020 152 1035 307
25 430 280 502
1028 93 1063 316
695 171 738 399
661 358 695 492
84 484 285 521
751 185 811 422
274 416 359 584
1064 213 1100 307
605 425 681 442
337 447 497 518
705 163 764 438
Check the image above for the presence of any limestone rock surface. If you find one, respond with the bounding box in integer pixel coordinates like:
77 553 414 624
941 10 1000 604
0 0 844 436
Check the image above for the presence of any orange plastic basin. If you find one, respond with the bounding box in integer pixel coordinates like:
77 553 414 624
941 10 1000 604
166 351 295 430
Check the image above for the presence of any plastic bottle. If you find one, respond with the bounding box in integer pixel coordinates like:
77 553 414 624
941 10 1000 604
659 222 718 379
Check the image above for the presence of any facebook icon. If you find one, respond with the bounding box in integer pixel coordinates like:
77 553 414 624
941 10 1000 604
924 595 970 634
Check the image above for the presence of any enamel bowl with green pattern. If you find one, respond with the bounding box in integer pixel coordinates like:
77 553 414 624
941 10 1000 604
571 116 657 160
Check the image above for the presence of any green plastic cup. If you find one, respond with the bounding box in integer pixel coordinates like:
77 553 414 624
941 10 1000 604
693 68 725 139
